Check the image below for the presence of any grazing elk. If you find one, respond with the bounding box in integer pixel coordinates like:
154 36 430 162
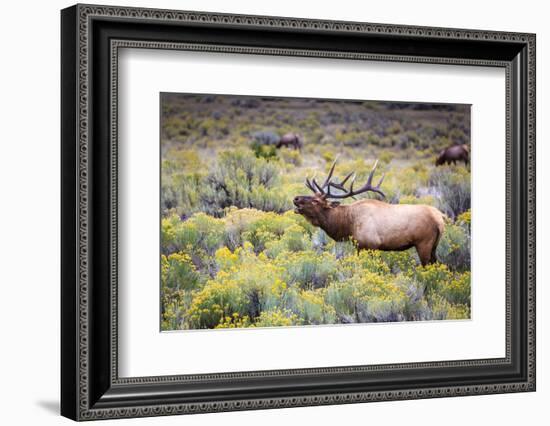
276 132 303 150
435 144 469 166
293 160 445 265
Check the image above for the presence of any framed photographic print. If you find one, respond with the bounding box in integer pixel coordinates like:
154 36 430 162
61 4 536 421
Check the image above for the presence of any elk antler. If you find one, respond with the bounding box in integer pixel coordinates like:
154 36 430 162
305 158 385 199
308 155 351 194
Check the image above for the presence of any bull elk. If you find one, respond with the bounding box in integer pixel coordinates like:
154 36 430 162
293 160 445 265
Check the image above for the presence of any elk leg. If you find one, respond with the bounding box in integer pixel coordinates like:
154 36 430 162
415 241 433 266
432 224 443 263
416 234 441 266
429 244 438 264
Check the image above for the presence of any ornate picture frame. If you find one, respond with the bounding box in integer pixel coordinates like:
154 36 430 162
61 4 535 421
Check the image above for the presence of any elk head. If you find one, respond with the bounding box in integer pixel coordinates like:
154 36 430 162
293 158 385 226
435 150 446 166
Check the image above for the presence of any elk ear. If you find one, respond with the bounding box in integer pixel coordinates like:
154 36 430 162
329 201 340 208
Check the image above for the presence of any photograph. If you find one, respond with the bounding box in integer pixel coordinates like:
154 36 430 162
160 93 472 331
57 3 536 420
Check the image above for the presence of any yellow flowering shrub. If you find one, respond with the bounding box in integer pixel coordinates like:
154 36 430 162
188 246 287 328
161 252 201 291
457 209 471 226
340 250 391 276
254 308 301 327
437 223 470 270
160 214 180 253
215 313 253 329
326 271 408 322
380 250 418 274
411 263 453 294
295 289 336 324
428 294 469 320
214 246 240 271
187 280 247 329
241 211 306 250
446 303 471 320
439 271 471 306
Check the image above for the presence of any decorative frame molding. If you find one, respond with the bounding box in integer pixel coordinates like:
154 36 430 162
61 4 535 421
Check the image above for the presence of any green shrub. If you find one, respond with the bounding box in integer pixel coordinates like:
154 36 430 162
429 167 470 219
340 250 391 276
397 275 432 321
446 303 471 320
264 224 312 258
439 271 471 305
410 263 470 312
295 290 336 324
200 150 290 216
240 211 303 252
160 252 201 330
279 147 302 166
326 272 408 323
386 121 403 135
161 214 179 254
187 280 248 329
276 251 338 289
428 294 470 320
167 213 225 255
437 222 470 270
250 131 279 159
311 229 330 250
326 239 357 260
251 143 278 160
379 151 395 165
160 149 208 216
161 252 202 291
161 289 190 330
411 263 453 296
380 250 418 274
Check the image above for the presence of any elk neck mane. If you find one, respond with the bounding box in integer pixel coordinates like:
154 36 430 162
313 203 355 242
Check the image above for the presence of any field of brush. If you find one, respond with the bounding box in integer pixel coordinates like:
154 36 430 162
160 94 471 330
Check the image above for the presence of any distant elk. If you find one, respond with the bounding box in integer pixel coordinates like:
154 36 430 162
293 160 445 265
435 144 470 166
276 132 303 150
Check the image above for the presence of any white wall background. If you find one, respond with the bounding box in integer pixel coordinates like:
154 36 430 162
0 0 546 424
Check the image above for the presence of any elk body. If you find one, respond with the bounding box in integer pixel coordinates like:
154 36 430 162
276 132 303 150
435 144 469 166
293 160 445 265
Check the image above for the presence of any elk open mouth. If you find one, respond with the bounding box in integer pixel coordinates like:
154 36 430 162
293 199 303 213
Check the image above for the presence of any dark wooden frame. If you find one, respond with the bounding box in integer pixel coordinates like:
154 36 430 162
61 3 536 421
